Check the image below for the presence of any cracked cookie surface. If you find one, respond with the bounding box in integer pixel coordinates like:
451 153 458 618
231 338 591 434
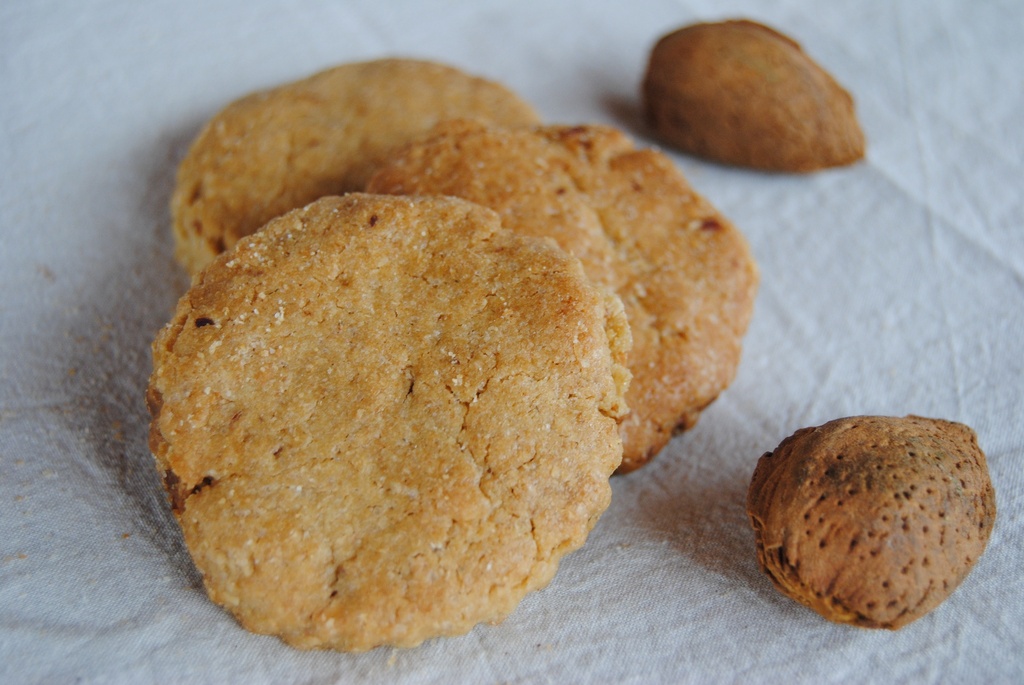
147 193 630 651
367 122 758 472
171 59 540 275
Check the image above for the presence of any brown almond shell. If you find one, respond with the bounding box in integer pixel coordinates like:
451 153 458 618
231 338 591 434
643 19 865 172
747 415 995 629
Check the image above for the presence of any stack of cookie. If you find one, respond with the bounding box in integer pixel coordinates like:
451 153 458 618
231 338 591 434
148 58 758 650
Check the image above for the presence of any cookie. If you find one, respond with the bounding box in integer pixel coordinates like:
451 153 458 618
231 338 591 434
147 193 631 651
642 20 865 172
171 58 541 274
747 416 996 629
367 121 758 472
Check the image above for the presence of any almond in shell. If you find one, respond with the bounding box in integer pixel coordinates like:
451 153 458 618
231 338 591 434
747 415 996 629
643 20 865 172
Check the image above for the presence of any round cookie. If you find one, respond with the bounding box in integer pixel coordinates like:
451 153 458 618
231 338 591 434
367 121 758 472
171 59 541 275
147 193 631 651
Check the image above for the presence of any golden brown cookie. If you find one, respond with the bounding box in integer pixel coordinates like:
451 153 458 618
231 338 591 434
147 193 630 651
171 59 541 274
747 416 996 629
643 20 865 172
367 121 758 472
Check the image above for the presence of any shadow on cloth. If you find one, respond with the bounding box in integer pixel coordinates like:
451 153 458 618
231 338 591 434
53 116 204 589
619 417 782 605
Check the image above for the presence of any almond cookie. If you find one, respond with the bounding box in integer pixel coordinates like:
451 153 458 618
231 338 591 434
171 59 541 274
643 20 865 172
147 193 630 651
747 416 996 629
367 121 758 472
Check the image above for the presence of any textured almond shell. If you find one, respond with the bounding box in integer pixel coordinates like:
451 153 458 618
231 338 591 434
747 415 995 629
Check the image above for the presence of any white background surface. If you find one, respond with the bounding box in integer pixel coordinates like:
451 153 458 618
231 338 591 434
2 1 1022 683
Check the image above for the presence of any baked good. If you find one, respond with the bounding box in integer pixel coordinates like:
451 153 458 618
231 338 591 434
367 121 758 472
747 415 996 629
171 58 541 274
147 193 630 650
643 20 865 172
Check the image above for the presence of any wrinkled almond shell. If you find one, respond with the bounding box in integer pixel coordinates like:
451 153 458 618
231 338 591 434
747 415 996 629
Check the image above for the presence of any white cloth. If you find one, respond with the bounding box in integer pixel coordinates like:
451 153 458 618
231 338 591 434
2 1 1021 682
